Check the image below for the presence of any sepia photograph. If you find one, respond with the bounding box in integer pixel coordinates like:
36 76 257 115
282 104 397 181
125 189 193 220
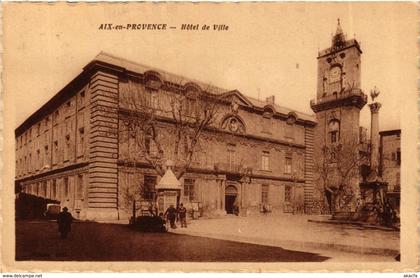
1 2 418 273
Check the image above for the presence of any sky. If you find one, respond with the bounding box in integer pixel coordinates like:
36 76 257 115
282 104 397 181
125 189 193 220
4 2 417 132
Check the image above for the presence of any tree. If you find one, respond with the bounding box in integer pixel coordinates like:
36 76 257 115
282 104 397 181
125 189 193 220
120 175 144 220
314 139 369 214
119 74 223 180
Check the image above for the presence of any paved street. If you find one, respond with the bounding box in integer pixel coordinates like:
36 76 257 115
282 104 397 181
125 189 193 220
16 221 329 262
171 214 399 261
15 214 399 262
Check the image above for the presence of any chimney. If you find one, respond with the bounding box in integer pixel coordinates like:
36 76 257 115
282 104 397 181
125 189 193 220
266 95 275 104
369 102 382 175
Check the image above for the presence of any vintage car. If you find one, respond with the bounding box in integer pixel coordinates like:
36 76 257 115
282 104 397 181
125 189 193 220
44 203 61 219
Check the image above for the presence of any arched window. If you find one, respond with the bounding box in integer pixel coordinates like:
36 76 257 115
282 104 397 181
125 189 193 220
328 120 340 143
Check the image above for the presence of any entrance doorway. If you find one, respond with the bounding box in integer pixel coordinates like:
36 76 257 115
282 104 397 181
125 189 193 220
225 185 238 214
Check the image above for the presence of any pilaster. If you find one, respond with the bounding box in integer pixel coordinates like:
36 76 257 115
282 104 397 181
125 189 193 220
304 127 315 212
87 71 119 219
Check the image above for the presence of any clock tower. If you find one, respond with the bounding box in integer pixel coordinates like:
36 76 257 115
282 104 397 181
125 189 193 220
310 20 368 214
310 19 367 147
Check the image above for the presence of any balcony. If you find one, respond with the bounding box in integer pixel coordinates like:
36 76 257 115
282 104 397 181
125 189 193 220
310 88 367 112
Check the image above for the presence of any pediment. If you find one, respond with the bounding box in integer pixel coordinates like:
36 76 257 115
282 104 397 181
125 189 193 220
221 90 253 108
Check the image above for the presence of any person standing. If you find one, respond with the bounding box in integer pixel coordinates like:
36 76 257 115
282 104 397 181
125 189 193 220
178 203 187 228
164 204 177 229
57 207 73 239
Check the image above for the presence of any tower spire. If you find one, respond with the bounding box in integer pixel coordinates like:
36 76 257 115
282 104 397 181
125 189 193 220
332 18 345 48
336 18 343 35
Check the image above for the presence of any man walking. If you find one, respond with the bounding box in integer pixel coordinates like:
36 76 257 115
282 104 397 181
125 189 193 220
178 203 187 228
164 204 177 229
57 207 73 239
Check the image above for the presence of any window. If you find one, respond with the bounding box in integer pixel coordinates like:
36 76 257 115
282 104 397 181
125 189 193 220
328 120 340 144
29 154 32 173
36 149 41 170
261 184 269 204
331 131 338 143
53 141 58 164
44 145 49 168
261 151 270 171
78 127 85 157
262 114 272 134
41 181 47 197
54 110 59 122
285 185 292 202
24 156 27 173
77 174 84 199
64 134 70 161
143 175 156 200
52 180 57 199
284 156 292 174
395 172 400 191
396 148 401 165
184 179 196 202
144 129 156 155
285 123 295 142
64 177 69 199
227 144 236 170
151 93 159 109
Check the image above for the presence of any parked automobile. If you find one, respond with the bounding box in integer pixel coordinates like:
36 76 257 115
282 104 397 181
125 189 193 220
44 203 61 219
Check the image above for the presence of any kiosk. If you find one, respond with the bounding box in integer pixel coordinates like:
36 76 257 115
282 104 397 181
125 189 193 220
155 160 182 214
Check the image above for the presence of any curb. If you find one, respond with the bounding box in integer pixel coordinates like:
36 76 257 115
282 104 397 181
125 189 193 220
170 229 399 257
307 219 400 232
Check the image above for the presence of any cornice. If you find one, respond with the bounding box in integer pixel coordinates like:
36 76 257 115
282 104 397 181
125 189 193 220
118 107 308 149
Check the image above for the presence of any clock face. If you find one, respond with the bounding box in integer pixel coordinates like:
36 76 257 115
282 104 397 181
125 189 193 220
329 67 341 83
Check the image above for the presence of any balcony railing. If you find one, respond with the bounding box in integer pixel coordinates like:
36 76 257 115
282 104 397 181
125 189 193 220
310 88 367 107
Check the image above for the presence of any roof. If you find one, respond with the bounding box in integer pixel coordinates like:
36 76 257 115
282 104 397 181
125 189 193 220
16 52 316 135
94 52 315 122
156 168 182 190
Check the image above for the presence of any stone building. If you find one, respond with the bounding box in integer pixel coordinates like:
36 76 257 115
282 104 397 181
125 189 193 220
379 129 401 211
15 20 401 221
15 52 316 220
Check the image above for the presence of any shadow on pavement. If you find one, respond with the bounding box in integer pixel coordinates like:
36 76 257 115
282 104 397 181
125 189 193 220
16 221 329 262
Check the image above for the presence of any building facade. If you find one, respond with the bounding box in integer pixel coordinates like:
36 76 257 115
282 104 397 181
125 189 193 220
379 129 401 211
15 52 317 220
15 21 401 221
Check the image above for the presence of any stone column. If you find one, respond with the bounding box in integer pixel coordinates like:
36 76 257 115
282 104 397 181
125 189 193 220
369 102 382 176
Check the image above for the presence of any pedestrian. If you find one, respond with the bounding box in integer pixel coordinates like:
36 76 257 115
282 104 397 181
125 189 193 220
178 203 187 228
164 204 177 229
57 207 73 239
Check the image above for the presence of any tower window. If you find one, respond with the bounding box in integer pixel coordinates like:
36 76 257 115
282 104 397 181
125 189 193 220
331 131 338 143
328 119 340 144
